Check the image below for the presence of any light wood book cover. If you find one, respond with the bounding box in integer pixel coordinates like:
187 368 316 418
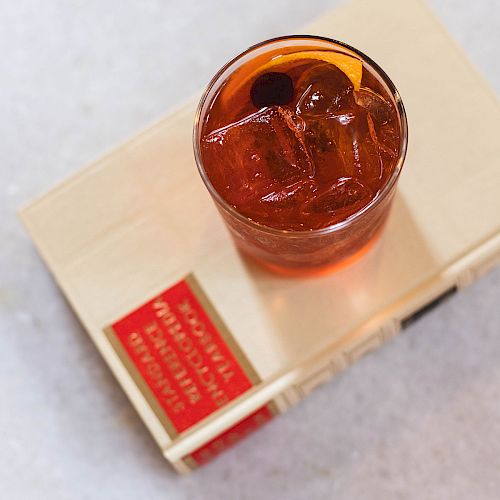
20 0 500 472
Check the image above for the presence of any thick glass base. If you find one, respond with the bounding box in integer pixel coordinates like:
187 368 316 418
239 226 383 277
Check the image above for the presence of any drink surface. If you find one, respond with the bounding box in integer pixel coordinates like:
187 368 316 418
200 47 401 231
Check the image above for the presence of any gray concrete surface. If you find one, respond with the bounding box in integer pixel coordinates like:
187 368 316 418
1 1 499 498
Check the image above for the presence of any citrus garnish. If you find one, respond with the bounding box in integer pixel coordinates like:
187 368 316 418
262 50 362 91
223 50 363 108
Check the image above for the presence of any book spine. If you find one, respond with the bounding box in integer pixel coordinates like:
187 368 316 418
166 231 500 468
284 231 500 402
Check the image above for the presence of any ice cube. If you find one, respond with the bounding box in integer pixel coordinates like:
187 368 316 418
301 116 353 181
339 111 383 182
298 107 383 183
234 178 319 231
376 123 400 159
292 64 384 182
354 87 393 125
201 106 314 206
302 177 371 215
295 63 355 118
260 178 317 208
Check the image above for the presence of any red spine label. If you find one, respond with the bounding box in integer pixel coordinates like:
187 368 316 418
105 274 259 436
187 405 275 467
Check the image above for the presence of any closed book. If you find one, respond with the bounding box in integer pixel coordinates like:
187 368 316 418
20 0 500 473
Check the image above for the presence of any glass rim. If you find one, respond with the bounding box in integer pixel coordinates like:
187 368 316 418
193 34 408 238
